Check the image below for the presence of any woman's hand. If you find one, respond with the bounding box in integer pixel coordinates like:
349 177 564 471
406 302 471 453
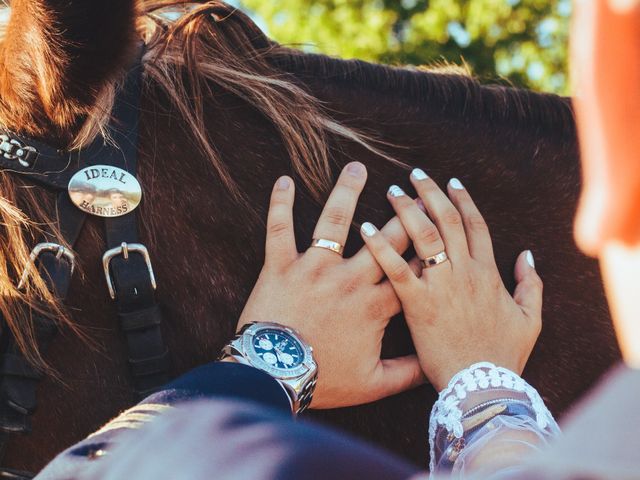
361 169 543 391
236 162 425 409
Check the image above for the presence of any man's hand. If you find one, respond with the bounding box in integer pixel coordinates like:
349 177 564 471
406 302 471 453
237 163 425 408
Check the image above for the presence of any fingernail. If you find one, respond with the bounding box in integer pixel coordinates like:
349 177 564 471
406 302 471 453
347 162 365 177
388 185 405 197
276 177 290 190
449 178 464 190
361 222 377 237
412 168 428 181
526 250 535 268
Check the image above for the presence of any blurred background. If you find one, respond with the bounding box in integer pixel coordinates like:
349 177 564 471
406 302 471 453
234 0 571 94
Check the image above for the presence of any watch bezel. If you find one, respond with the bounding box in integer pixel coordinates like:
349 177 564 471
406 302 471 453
240 322 314 380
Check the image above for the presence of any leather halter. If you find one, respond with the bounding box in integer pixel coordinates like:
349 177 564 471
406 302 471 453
0 47 171 478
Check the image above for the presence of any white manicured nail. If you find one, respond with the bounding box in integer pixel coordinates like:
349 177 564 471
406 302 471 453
412 168 428 181
388 185 405 197
361 222 377 237
526 250 535 268
449 178 464 190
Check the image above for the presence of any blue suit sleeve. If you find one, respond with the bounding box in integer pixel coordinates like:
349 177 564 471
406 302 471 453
152 361 291 412
34 362 291 479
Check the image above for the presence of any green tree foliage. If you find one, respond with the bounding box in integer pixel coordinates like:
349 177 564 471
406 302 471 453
237 0 571 93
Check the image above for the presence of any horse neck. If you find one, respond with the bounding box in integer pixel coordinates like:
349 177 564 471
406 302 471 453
0 0 139 146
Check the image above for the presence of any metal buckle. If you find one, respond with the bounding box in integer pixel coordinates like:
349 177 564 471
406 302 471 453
102 242 157 300
0 134 37 167
18 242 76 290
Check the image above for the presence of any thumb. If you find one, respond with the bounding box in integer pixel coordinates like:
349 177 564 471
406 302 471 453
513 250 543 321
374 355 426 400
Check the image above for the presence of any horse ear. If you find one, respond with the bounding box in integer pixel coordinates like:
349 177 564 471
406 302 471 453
572 0 640 256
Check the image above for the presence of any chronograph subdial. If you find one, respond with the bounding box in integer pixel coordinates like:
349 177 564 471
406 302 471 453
252 329 303 370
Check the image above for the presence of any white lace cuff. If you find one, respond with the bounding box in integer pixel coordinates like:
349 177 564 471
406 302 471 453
428 361 559 473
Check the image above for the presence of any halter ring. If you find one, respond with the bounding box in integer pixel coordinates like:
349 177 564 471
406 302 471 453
310 238 344 256
421 251 449 269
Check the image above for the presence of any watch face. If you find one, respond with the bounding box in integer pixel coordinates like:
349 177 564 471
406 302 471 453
252 328 305 370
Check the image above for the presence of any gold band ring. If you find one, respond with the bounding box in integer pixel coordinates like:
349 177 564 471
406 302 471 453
310 238 344 256
421 251 449 269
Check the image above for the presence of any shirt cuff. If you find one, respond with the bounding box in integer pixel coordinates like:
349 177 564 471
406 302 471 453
144 361 292 413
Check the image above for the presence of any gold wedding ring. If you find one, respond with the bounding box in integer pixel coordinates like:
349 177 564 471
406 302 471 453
310 238 344 256
421 251 449 269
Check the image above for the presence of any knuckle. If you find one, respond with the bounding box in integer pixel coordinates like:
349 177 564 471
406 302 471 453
270 194 290 207
388 262 412 283
385 235 402 252
522 272 544 290
467 213 488 231
416 224 442 244
267 221 290 237
528 274 544 290
323 207 350 227
386 233 408 254
441 209 462 226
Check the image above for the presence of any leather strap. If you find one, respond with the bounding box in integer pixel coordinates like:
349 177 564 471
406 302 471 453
0 468 33 480
0 132 79 190
0 356 43 381
0 45 170 477
0 193 84 480
0 193 83 427
119 305 163 332
101 53 170 399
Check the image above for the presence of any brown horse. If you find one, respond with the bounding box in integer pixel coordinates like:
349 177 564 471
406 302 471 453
0 0 619 473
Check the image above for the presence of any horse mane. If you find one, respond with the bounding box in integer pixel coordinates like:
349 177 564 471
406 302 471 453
273 52 576 136
0 0 575 369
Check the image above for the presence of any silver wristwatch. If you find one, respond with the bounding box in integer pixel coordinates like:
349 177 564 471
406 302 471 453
220 322 318 414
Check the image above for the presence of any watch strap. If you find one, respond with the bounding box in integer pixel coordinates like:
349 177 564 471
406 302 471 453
295 371 317 413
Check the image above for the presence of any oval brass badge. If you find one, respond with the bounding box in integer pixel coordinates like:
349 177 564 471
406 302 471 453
68 165 142 217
